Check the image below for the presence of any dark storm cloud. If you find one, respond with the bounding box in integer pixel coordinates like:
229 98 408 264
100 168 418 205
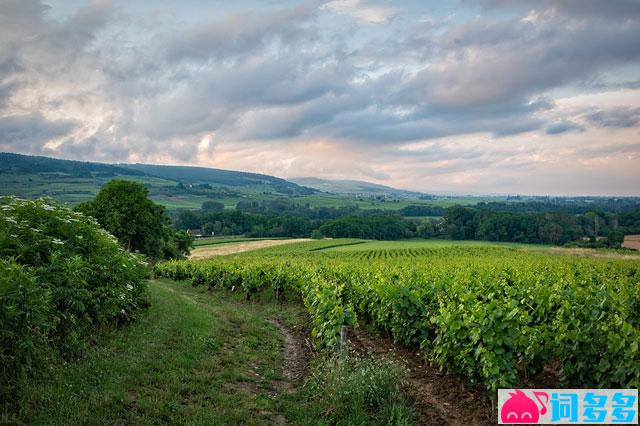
0 113 76 153
586 107 640 129
546 121 584 135
399 16 640 113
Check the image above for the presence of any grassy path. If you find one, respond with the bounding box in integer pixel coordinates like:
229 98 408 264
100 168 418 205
12 280 310 425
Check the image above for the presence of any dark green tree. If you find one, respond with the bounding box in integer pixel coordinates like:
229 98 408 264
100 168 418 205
201 201 225 211
78 180 193 259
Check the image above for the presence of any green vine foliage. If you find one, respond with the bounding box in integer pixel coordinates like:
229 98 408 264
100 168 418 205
153 245 640 392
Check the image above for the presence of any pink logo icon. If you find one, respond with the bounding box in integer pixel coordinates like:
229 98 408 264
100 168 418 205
501 389 549 423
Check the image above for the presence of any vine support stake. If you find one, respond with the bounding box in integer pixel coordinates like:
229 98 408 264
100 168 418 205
340 325 350 354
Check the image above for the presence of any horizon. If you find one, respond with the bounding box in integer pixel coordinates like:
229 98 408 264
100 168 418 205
1 1 639 196
4 151 639 199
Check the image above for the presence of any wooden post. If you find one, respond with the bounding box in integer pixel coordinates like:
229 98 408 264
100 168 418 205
340 325 349 354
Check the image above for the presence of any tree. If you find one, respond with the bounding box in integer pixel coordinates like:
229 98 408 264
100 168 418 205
202 201 224 211
444 206 476 239
310 229 323 239
78 180 193 260
175 209 201 230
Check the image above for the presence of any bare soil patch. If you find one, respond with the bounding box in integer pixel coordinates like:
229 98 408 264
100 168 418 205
189 238 311 259
350 327 493 426
267 315 314 393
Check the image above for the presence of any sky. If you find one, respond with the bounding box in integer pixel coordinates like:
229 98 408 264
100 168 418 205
1 0 639 196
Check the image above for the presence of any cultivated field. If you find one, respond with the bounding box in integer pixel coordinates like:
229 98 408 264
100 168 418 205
157 239 640 396
189 238 312 259
7 234 639 424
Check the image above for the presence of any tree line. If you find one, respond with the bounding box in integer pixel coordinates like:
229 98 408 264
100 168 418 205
71 180 640 248
172 198 640 246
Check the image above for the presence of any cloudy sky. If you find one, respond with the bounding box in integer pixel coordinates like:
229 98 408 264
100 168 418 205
1 0 639 195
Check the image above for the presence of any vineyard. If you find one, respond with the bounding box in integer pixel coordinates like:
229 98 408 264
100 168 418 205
154 241 640 393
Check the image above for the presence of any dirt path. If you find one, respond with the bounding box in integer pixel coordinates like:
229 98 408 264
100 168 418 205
189 239 311 259
267 315 313 426
267 318 312 393
350 327 493 426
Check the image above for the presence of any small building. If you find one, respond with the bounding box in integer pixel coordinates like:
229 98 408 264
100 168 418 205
622 235 640 250
187 229 203 238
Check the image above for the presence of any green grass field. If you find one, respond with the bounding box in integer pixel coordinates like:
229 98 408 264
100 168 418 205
11 280 304 424
9 278 413 425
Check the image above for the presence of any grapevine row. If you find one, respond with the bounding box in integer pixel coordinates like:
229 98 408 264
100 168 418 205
153 247 640 392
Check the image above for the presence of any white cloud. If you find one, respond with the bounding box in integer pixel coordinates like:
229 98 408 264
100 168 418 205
322 0 395 24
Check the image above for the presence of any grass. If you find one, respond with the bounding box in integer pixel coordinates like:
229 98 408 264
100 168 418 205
306 355 413 425
7 279 413 425
8 280 301 425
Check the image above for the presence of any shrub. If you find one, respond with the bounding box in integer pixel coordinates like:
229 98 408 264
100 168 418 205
0 260 51 390
0 197 148 393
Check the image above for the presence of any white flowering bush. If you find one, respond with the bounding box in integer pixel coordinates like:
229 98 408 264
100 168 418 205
0 197 148 392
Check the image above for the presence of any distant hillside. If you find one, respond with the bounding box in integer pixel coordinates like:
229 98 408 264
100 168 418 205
0 152 145 178
120 163 314 195
289 177 432 199
0 153 316 206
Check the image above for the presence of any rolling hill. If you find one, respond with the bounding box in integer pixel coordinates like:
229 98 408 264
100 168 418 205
0 153 316 207
119 163 314 195
289 177 433 199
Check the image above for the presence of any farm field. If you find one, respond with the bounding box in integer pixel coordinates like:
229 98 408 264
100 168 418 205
156 239 640 397
193 236 292 247
201 237 639 261
315 239 640 261
189 238 312 259
317 239 541 252
4 207 639 424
